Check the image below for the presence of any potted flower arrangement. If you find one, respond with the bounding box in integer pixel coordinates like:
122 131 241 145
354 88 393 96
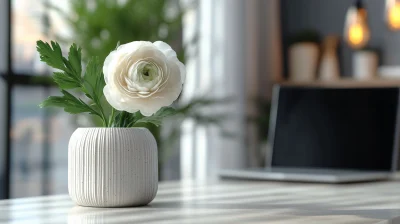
37 40 185 207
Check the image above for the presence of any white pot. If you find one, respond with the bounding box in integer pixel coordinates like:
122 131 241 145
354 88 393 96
68 128 158 207
289 43 319 81
353 51 378 80
319 52 340 81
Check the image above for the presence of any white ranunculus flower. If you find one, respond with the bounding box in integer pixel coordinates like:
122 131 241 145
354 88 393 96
103 41 185 116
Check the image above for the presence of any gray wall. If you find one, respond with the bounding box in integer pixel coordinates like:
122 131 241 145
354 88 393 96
281 0 400 77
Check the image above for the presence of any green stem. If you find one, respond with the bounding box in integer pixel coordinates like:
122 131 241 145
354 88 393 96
129 111 144 127
101 118 107 127
119 111 127 127
109 108 116 127
96 100 108 127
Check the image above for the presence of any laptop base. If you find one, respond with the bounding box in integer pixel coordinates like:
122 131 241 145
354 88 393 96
219 167 392 183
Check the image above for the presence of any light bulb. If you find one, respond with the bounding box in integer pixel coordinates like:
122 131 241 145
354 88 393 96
344 1 370 49
386 0 400 30
349 23 366 46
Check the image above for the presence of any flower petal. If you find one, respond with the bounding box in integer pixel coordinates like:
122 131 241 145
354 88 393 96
103 50 117 84
175 59 186 83
117 41 150 54
153 41 177 59
103 85 123 111
104 85 139 113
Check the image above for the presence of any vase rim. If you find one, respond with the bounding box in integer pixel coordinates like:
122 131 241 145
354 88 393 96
76 127 149 130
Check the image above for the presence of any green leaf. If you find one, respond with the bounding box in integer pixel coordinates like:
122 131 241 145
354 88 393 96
36 40 65 71
133 107 178 127
79 56 107 125
177 97 232 115
83 56 105 100
68 43 82 76
37 40 82 89
39 90 99 116
62 58 77 77
36 41 108 126
52 72 81 89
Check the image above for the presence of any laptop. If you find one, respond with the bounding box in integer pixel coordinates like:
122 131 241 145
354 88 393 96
220 85 400 183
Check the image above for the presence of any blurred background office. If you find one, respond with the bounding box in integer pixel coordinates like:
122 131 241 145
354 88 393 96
1 0 400 199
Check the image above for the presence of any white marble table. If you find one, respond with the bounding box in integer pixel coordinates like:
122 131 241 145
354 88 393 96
1 179 400 224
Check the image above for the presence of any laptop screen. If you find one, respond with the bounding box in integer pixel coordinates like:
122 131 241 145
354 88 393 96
270 86 399 171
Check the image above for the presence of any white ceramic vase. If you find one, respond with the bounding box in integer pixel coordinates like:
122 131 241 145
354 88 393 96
68 128 158 207
353 50 378 80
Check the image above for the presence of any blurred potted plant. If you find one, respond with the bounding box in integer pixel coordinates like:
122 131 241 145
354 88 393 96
248 98 271 166
47 0 184 62
288 29 321 81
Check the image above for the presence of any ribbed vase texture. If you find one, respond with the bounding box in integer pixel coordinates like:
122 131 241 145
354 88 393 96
68 128 158 207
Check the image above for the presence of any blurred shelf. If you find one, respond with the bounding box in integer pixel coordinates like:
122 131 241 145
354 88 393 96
276 78 400 88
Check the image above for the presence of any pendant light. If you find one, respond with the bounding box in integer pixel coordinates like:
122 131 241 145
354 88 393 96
344 0 370 49
386 0 400 30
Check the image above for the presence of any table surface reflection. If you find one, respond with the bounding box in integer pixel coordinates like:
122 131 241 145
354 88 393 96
1 179 400 224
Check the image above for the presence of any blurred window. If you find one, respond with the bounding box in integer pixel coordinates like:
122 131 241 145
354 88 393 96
12 0 69 74
10 87 76 198
0 0 75 199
